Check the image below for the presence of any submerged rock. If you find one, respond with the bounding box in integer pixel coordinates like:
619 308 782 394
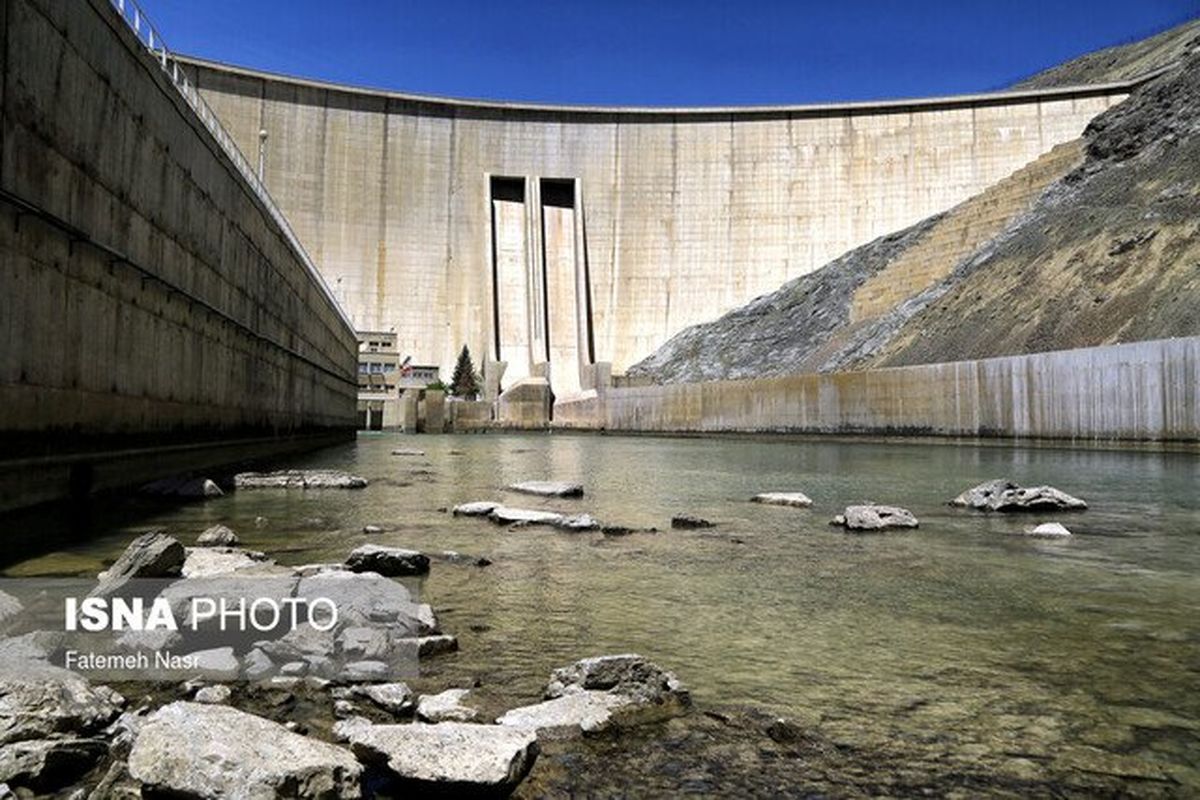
417 689 479 723
671 515 714 530
347 722 538 796
831 505 919 531
1023 522 1074 538
128 702 361 798
951 479 1087 512
489 507 565 526
508 481 584 498
752 492 813 508
452 501 500 517
431 551 493 568
195 524 239 547
391 449 426 457
345 545 431 577
234 470 368 490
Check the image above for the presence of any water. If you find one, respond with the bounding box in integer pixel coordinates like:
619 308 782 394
6 432 1200 791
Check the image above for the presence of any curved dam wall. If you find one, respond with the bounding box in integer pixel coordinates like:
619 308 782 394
0 0 359 511
182 58 1131 396
555 338 1200 443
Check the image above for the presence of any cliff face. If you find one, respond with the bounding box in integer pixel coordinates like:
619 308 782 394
628 51 1200 384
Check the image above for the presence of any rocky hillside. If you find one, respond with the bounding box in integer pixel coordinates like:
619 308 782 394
1013 18 1200 89
628 51 1200 384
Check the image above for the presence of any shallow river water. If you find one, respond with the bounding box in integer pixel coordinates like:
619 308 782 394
5 432 1200 794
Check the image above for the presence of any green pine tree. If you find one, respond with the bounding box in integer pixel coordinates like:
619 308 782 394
450 345 480 399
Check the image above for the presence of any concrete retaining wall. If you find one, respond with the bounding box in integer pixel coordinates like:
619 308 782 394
181 57 1132 383
0 0 359 510
555 338 1200 442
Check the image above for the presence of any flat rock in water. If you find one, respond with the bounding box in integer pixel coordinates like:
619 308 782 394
195 524 239 547
951 479 1087 511
1023 522 1073 537
180 546 279 578
831 505 919 531
391 449 426 457
345 545 430 576
295 571 435 635
417 689 479 723
496 691 633 739
554 514 601 532
489 507 565 526
234 470 368 490
752 492 813 508
452 501 499 517
508 481 584 498
128 702 361 799
349 682 415 716
347 722 538 796
431 551 492 567
671 514 713 530
546 654 691 708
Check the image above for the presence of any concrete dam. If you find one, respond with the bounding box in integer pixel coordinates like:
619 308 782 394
180 57 1133 402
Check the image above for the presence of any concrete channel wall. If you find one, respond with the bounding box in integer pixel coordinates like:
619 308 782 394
181 57 1133 388
555 338 1200 442
0 0 359 511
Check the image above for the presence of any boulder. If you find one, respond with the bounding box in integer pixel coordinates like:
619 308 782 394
671 515 713 530
416 689 478 723
348 683 415 716
234 470 368 490
554 514 600 532
951 480 1087 512
831 505 919 531
347 722 538 797
545 654 691 708
345 545 430 577
0 666 124 747
195 524 239 547
508 481 584 498
192 685 231 705
1023 522 1073 538
752 492 813 508
452 501 499 517
0 737 107 792
496 691 631 739
92 532 184 596
296 571 434 635
128 702 361 799
489 507 565 526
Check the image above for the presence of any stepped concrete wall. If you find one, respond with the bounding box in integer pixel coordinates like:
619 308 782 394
181 57 1133 391
554 338 1200 443
0 0 359 511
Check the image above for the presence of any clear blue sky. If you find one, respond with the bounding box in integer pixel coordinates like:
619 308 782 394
137 0 1198 106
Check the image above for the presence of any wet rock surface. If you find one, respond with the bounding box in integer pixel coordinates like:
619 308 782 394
831 505 920 531
234 470 369 490
344 545 431 577
951 480 1088 512
671 514 714 530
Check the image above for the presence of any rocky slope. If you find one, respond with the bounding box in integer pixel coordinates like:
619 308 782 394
628 50 1200 384
1013 17 1200 89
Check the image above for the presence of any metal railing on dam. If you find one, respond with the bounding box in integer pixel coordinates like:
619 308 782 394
106 0 354 334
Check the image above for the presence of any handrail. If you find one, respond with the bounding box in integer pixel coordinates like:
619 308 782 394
105 0 356 334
